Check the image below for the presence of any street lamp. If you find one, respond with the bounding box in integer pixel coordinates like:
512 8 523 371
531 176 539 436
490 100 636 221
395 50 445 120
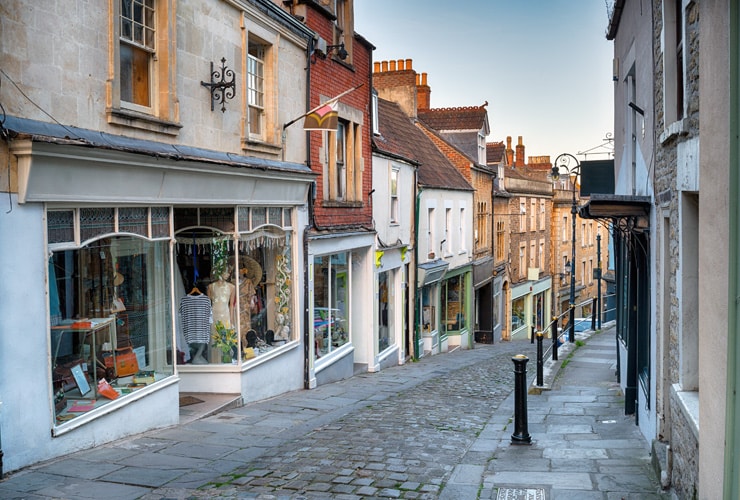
551 153 581 343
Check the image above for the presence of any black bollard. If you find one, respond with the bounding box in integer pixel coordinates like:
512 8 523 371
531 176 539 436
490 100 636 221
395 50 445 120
511 354 532 444
536 332 544 386
551 316 559 361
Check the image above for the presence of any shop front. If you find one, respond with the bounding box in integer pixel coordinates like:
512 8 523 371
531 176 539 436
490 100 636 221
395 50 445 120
417 260 449 356
308 232 374 387
441 266 473 350
371 246 410 371
0 118 313 472
510 276 552 341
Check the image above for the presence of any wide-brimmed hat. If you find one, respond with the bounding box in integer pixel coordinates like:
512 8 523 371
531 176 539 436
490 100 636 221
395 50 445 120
240 256 263 285
113 272 125 286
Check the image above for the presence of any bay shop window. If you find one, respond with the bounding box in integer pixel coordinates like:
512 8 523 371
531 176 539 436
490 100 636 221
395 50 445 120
48 205 295 424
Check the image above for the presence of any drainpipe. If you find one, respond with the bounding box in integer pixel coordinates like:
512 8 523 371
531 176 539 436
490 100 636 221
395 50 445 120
413 173 421 360
303 36 314 389
725 2 740 494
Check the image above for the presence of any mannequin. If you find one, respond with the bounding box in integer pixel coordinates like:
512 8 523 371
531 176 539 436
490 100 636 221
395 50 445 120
209 271 236 327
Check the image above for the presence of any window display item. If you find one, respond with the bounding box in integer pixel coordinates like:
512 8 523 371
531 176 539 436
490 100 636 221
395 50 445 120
70 363 91 396
133 371 155 384
112 346 139 377
97 379 119 400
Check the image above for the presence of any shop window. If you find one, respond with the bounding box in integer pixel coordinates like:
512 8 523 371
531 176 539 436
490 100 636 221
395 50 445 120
443 275 466 332
512 296 525 332
421 285 437 333
313 252 350 359
50 236 173 423
378 270 393 352
174 207 295 365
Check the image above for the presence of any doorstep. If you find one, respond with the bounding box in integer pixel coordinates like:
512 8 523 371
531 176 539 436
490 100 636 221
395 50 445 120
178 392 242 425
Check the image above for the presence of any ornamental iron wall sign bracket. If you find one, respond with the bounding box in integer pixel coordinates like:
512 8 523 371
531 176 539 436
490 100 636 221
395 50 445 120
201 58 236 113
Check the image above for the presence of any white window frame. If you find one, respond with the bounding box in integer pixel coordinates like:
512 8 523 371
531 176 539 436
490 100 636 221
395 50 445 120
390 168 399 224
247 40 266 140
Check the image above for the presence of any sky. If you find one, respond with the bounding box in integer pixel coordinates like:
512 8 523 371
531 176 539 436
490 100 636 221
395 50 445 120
354 0 615 163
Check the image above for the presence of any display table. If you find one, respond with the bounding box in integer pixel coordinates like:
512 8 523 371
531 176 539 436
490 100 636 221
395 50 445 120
51 317 117 397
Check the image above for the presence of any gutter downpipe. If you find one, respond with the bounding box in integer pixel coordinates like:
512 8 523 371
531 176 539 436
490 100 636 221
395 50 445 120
303 36 314 389
413 174 421 360
725 1 740 495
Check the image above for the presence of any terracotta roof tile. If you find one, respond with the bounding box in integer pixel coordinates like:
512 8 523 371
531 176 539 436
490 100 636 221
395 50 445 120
486 141 505 163
418 105 488 131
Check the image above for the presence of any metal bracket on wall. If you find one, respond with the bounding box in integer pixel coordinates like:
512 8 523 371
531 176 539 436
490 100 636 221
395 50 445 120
201 58 236 113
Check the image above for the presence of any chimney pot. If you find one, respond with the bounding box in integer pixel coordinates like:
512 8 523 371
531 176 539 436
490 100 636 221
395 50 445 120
374 61 380 73
397 59 404 71
406 59 413 70
381 60 388 72
390 60 396 71
416 73 421 85
421 72 427 85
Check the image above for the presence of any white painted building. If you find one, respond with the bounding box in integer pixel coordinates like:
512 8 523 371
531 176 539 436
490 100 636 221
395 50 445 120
0 0 314 473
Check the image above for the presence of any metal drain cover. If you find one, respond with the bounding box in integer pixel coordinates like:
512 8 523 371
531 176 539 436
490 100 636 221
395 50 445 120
496 488 546 500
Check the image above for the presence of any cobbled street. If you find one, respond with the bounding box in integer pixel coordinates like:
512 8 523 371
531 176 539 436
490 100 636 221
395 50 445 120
143 340 529 499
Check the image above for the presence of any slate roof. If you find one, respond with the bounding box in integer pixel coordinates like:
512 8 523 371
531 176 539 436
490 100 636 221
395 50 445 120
417 104 488 132
373 98 472 191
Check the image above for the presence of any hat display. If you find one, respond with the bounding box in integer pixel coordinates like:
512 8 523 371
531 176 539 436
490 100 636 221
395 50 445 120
113 272 125 286
240 256 263 285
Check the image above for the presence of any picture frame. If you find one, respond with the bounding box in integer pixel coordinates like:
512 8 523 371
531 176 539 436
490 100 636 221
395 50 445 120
70 363 91 396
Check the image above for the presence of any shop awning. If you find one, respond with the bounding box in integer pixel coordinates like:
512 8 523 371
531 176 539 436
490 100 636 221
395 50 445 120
418 259 449 287
5 115 316 205
578 193 651 219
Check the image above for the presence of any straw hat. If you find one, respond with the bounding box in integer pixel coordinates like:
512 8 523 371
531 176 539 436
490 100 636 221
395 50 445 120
113 272 125 286
240 256 263 285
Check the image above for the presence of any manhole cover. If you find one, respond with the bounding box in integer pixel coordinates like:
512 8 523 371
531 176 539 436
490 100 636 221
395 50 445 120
496 488 546 500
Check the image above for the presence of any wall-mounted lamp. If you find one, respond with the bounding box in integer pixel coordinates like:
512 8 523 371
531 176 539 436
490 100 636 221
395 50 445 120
326 43 348 60
201 58 236 112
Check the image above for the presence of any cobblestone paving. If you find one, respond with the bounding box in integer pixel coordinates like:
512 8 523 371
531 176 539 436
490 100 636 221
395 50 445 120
193 341 530 499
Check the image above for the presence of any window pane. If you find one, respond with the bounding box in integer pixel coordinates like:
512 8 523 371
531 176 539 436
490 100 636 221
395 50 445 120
48 210 75 244
150 207 170 238
80 208 115 242
118 207 148 236
50 238 173 421
314 252 349 358
378 271 392 352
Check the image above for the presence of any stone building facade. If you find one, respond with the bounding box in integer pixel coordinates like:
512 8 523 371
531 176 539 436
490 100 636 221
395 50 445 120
651 1 701 498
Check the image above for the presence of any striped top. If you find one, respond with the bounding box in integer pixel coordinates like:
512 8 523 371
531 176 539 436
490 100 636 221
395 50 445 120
179 294 213 344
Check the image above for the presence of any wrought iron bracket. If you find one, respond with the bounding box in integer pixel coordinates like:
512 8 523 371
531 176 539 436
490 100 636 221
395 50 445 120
201 58 235 113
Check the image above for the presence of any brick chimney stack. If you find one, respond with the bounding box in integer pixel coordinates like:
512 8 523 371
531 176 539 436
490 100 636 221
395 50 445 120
373 58 421 118
416 72 430 111
506 136 514 166
515 136 525 167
